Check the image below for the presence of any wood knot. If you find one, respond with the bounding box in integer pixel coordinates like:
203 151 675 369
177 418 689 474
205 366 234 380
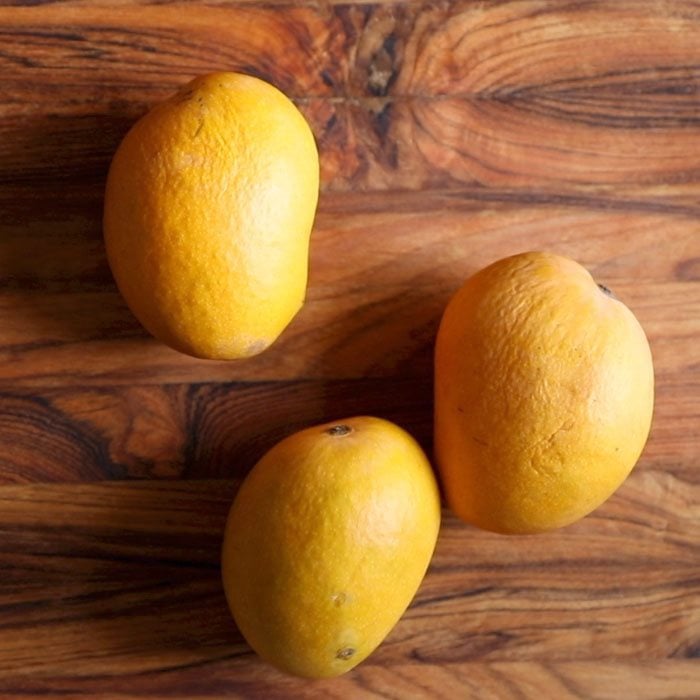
367 34 397 96
368 59 392 96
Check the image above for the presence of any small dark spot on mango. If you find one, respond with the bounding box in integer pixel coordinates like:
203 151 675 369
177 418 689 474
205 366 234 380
331 592 346 607
336 647 355 660
326 424 352 436
176 88 195 103
597 283 616 299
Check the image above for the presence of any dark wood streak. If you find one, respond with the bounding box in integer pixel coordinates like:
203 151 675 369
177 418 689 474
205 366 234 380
0 392 119 482
0 378 434 483
0 370 697 482
0 481 697 689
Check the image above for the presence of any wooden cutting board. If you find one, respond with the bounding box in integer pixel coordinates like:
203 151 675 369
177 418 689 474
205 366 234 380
1 1 698 697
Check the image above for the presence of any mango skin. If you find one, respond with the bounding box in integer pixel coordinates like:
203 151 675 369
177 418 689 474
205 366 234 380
104 72 319 359
221 417 441 678
435 251 654 534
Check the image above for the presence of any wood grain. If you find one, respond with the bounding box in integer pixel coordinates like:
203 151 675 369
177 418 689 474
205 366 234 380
0 369 694 485
1 189 698 385
0 378 433 483
1 0 699 696
2 663 700 700
0 478 697 696
1 1 700 189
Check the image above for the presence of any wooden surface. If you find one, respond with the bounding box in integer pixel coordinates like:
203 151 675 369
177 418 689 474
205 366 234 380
1 0 699 697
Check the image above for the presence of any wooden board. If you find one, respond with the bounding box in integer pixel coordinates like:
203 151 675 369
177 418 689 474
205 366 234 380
1 1 699 697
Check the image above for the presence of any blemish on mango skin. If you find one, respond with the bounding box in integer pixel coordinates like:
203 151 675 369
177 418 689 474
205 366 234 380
175 87 195 103
326 424 352 436
336 647 355 660
597 282 616 299
243 338 269 357
331 592 347 607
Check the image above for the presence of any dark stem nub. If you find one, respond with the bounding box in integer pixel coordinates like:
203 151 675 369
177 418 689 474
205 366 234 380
597 283 616 299
326 424 352 436
336 647 355 660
